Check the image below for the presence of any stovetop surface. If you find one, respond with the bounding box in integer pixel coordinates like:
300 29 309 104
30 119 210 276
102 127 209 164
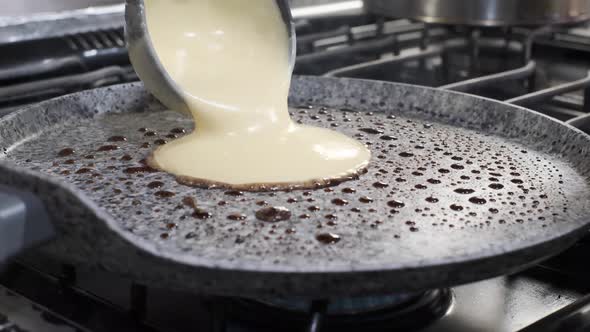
1 2 590 332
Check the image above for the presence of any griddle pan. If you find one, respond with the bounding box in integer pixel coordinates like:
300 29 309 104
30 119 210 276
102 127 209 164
0 76 589 299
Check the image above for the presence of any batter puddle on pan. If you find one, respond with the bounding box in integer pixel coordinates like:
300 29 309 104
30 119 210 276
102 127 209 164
4 106 583 266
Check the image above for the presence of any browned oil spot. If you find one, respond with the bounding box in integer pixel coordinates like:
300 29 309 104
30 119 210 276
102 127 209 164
255 206 292 222
387 200 405 208
182 196 197 209
148 181 164 189
316 233 341 244
98 145 119 152
331 198 349 206
58 148 75 157
155 191 175 198
228 213 247 221
75 168 92 174
124 166 156 174
192 209 213 219
359 196 374 203
373 181 389 188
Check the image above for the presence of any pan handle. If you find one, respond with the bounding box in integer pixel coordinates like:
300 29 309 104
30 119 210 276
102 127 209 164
0 186 54 263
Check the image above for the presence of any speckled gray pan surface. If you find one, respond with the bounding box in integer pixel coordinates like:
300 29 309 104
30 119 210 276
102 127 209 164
1 76 589 298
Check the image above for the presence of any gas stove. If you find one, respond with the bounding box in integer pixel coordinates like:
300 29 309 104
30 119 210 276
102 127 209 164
1 2 590 332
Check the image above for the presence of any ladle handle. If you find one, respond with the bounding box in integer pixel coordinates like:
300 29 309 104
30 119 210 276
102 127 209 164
0 185 54 263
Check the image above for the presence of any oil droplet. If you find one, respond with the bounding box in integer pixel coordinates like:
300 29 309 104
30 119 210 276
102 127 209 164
427 178 441 184
425 196 439 203
316 233 341 244
399 152 414 158
380 135 397 141
256 206 292 222
359 196 374 203
489 208 499 214
454 188 475 194
155 191 175 198
469 197 487 205
325 214 338 220
387 200 405 208
373 181 389 188
489 183 504 190
450 204 464 211
342 188 356 194
359 128 383 134
192 209 213 219
154 139 168 145
57 148 75 157
225 190 244 196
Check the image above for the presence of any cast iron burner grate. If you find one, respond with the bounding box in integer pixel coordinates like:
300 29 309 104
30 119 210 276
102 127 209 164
226 290 452 332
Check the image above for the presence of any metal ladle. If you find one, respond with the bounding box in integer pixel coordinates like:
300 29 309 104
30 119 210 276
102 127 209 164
124 0 296 114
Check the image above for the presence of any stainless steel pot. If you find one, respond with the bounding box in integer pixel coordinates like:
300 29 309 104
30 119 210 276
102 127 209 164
364 0 590 26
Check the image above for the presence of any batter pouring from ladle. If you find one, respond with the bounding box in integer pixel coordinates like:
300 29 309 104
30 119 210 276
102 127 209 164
128 0 371 190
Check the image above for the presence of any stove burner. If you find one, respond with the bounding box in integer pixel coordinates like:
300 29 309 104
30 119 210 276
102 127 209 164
227 289 453 331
